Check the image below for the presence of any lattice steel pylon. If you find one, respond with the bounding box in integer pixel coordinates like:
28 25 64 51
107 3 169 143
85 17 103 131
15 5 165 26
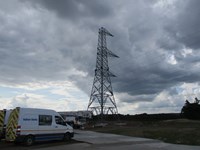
87 27 119 116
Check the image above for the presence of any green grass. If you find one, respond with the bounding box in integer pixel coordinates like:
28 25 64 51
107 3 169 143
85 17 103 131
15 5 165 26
88 119 200 145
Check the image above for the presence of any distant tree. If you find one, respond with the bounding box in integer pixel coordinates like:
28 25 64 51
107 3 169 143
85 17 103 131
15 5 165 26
195 97 200 104
181 98 200 120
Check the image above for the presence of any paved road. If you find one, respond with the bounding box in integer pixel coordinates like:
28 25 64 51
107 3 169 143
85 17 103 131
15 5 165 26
1 130 200 150
72 130 200 150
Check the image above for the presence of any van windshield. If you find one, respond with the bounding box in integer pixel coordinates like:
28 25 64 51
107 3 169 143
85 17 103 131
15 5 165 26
55 116 66 126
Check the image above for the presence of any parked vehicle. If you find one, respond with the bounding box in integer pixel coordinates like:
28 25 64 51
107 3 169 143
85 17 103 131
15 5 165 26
0 109 12 140
5 107 74 146
59 110 92 129
0 110 5 139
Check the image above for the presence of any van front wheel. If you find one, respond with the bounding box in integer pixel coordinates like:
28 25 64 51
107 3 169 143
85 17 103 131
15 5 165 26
63 133 71 141
25 135 34 146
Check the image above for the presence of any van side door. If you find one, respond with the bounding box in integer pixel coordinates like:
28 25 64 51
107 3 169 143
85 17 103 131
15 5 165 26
38 115 53 135
54 116 68 134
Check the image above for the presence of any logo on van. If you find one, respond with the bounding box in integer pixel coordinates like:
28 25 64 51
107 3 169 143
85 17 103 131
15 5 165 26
23 118 37 121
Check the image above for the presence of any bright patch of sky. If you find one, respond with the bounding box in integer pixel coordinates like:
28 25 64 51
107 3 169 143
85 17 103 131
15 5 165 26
166 53 177 65
0 81 88 111
181 47 193 57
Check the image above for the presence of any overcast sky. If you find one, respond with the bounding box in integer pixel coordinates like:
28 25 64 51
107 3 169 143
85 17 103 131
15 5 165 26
1 0 200 114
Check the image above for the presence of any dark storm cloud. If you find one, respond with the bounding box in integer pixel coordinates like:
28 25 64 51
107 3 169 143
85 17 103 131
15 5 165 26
0 1 78 84
26 0 112 21
121 94 156 103
172 0 200 50
1 0 200 112
114 64 181 96
110 0 200 101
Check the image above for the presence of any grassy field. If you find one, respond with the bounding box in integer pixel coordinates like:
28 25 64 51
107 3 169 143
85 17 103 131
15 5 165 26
87 119 200 145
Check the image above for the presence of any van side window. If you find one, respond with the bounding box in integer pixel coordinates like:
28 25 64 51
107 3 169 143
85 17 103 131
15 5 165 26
39 115 52 126
55 116 65 125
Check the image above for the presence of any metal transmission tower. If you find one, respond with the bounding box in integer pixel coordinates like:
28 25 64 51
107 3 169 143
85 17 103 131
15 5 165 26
87 27 119 116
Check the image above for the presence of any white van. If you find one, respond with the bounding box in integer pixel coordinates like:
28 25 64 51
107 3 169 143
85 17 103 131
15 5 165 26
5 107 74 146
